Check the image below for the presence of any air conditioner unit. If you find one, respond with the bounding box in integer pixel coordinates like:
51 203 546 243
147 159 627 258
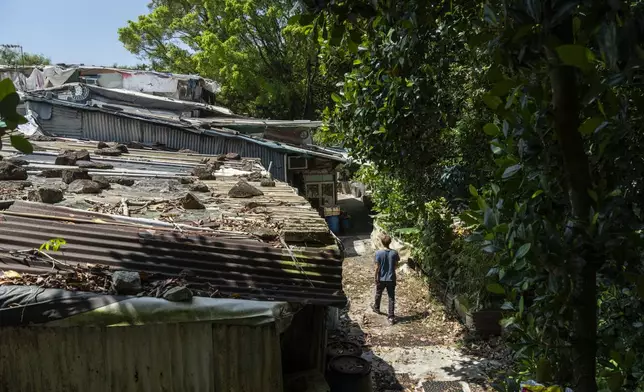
288 156 308 169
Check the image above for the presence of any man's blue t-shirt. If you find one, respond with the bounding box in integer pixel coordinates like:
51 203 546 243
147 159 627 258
375 249 399 282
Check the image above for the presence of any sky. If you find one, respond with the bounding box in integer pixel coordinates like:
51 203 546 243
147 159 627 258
0 0 150 66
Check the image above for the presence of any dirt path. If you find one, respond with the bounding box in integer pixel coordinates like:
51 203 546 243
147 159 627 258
335 236 505 392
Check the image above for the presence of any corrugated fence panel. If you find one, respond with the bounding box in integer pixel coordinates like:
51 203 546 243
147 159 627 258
42 107 288 181
82 111 142 143
0 322 282 392
212 323 283 392
40 105 83 138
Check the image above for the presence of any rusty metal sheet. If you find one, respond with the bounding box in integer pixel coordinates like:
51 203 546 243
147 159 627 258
0 208 345 306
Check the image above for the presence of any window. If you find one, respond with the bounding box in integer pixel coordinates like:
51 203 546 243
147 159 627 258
288 156 308 169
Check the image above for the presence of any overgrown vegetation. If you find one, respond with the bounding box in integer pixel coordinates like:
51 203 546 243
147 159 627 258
297 0 644 391
0 48 50 66
118 0 348 119
0 79 33 153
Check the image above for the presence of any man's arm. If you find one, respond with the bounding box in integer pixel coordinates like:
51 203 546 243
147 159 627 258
374 254 380 283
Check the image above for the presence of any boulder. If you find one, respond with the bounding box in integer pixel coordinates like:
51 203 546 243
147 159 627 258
28 187 64 204
252 228 279 241
244 171 263 181
126 141 144 149
163 286 193 302
7 158 28 166
225 152 241 160
68 179 102 194
74 149 91 161
112 271 142 294
62 169 91 184
0 162 28 181
260 179 276 187
189 181 210 192
179 177 195 184
39 169 63 178
106 177 135 186
54 150 78 166
91 175 111 190
94 148 122 157
114 144 129 153
191 165 216 180
181 193 205 209
228 180 264 198
97 141 109 149
77 161 114 170
28 134 56 141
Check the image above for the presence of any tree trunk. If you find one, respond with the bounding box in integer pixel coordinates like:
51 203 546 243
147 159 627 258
550 64 598 392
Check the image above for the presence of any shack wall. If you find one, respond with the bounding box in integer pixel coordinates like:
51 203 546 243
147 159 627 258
29 102 288 181
281 305 328 375
0 322 283 392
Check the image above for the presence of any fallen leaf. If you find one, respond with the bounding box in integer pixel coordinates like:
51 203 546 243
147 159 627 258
2 270 21 279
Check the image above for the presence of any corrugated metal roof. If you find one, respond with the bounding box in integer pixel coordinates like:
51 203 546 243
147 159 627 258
0 140 346 306
23 96 347 166
0 208 344 305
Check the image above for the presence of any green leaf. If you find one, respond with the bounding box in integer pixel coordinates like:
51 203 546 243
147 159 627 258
491 184 500 195
501 301 514 310
587 189 598 203
531 190 544 199
483 123 500 136
555 45 595 72
482 95 502 110
469 184 478 197
298 14 315 26
484 4 497 25
607 189 622 198
459 211 480 225
331 93 342 103
578 117 607 135
500 316 516 328
10 134 33 154
515 243 531 259
489 79 515 96
486 283 505 294
607 372 624 392
519 296 525 315
330 23 345 46
0 79 17 102
287 15 300 25
502 164 522 179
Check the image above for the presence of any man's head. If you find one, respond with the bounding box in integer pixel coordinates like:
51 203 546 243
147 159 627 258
381 234 392 249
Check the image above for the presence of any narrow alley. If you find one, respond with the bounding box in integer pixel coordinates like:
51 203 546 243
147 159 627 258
335 195 506 392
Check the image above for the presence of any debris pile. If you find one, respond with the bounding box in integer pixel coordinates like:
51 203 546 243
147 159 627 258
68 179 102 194
0 162 28 181
55 149 90 165
27 187 64 204
228 180 264 198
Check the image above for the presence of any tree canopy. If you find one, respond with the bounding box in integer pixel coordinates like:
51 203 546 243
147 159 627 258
304 0 644 390
118 0 345 119
0 48 50 66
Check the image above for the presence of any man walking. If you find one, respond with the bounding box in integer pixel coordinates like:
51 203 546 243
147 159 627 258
372 234 399 325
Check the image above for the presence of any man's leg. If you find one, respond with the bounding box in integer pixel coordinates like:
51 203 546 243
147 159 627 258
386 282 396 320
373 282 385 313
